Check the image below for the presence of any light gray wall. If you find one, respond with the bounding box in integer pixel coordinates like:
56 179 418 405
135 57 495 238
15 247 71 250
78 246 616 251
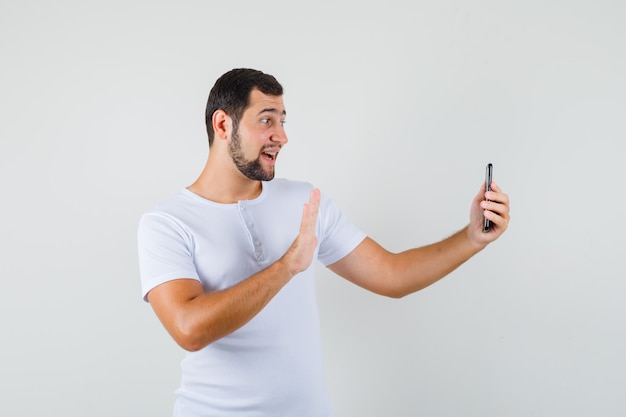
1 0 624 416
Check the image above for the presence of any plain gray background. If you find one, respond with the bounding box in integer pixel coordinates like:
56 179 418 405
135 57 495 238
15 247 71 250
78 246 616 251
1 0 625 416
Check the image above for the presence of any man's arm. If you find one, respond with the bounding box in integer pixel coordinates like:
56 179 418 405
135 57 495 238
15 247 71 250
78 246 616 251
147 189 321 352
328 182 510 298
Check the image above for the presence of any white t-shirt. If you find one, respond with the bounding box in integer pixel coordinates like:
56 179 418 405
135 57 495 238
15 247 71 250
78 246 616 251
137 178 366 417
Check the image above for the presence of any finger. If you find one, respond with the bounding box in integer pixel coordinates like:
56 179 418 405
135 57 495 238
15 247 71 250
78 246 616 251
484 208 509 231
305 189 320 221
482 201 511 231
486 192 510 210
482 189 511 213
308 188 321 212
482 200 506 218
486 183 509 205
487 182 506 200
300 204 315 232
300 189 320 234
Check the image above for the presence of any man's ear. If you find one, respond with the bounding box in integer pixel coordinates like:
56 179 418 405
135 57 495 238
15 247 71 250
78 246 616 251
212 109 232 141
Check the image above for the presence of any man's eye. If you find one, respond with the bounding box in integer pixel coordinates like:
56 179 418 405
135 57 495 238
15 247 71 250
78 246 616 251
260 118 286 127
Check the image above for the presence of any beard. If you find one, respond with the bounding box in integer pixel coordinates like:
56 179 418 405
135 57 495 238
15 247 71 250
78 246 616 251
228 129 275 181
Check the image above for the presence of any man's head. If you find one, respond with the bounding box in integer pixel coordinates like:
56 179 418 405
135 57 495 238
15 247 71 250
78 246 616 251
205 68 283 147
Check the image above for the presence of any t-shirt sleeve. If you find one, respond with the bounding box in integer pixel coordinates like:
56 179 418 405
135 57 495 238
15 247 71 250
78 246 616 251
316 193 367 266
137 212 201 302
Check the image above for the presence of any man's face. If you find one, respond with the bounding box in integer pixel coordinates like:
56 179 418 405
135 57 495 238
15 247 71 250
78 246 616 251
228 89 288 181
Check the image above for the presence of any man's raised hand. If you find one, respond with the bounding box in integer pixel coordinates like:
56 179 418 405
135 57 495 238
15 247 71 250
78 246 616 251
282 188 321 276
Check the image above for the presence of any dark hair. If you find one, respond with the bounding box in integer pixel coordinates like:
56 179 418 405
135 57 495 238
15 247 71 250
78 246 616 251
205 68 283 146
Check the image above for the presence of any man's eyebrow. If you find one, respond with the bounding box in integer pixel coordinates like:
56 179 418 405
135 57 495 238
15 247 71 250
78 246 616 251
257 107 287 117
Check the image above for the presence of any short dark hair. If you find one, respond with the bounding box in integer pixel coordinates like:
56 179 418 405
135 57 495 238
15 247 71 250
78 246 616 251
205 68 283 146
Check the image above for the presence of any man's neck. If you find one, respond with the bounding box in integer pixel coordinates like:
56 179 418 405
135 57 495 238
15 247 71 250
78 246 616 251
187 158 263 204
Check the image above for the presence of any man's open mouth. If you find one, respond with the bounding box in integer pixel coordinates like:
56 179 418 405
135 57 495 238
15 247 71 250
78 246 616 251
262 151 277 161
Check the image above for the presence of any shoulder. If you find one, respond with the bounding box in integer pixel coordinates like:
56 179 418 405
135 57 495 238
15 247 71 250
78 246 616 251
138 189 204 236
141 190 185 215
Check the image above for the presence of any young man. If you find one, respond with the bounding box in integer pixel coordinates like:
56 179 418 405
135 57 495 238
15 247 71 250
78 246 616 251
137 68 510 416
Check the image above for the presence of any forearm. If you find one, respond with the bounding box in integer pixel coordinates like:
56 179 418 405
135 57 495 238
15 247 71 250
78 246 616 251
160 260 295 351
389 226 484 297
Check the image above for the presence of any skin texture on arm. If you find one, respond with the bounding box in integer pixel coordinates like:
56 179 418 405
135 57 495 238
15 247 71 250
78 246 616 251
147 189 321 352
328 181 510 298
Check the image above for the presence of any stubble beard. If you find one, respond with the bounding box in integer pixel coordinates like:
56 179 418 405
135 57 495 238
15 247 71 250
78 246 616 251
229 129 275 181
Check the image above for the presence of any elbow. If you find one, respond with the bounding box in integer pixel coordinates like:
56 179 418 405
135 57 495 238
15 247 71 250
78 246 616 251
367 281 409 299
377 271 431 299
381 288 409 299
374 275 411 299
172 319 213 352
382 283 432 299
176 336 206 353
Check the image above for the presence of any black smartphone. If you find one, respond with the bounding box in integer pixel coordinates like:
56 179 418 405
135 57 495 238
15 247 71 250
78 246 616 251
483 163 493 232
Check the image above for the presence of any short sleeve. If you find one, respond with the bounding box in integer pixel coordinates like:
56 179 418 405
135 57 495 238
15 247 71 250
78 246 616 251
137 212 201 301
316 193 367 266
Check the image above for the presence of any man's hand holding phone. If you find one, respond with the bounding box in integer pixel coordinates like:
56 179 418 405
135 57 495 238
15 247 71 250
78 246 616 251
468 163 510 247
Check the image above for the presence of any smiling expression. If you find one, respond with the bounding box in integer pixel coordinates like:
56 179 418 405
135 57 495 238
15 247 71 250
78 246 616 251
228 89 288 181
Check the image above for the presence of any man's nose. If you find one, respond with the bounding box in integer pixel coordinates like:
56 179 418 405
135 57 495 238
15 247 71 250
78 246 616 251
271 126 288 145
